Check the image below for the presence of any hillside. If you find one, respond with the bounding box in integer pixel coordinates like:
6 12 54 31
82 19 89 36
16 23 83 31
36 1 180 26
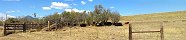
121 11 186 21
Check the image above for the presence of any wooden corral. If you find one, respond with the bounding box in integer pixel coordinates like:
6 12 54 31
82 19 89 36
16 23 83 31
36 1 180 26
4 23 26 36
3 23 50 36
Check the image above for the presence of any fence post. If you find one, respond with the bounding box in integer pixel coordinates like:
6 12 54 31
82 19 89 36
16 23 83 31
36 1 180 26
3 23 6 36
23 23 26 32
48 21 50 31
160 22 164 40
14 24 16 33
129 23 132 40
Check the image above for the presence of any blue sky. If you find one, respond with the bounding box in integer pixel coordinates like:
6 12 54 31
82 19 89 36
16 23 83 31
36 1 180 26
0 0 186 18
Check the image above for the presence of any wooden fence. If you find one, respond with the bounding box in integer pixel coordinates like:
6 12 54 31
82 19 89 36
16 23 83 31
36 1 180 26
129 22 164 40
4 23 26 36
3 23 49 36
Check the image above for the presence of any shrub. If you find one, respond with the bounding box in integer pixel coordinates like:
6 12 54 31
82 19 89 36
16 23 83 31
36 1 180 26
5 18 19 23
110 11 120 23
61 11 82 26
93 5 112 25
86 12 94 25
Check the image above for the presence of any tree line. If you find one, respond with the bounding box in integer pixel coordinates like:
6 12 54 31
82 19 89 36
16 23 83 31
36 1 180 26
1 5 121 27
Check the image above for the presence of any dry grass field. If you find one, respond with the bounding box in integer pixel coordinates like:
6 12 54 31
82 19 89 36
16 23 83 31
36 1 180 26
0 11 186 40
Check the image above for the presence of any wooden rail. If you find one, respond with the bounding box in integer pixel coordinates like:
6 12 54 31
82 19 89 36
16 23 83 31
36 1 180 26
3 23 49 36
4 23 26 36
132 31 160 33
129 22 164 40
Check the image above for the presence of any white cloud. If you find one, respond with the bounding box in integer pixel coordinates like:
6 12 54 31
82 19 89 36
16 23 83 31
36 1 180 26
7 15 15 18
64 9 72 12
110 6 115 9
6 10 20 13
88 0 93 2
42 2 70 10
81 1 86 5
2 0 20 1
0 13 15 21
42 7 51 10
50 2 70 9
71 8 85 12
65 8 90 13
6 11 15 13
